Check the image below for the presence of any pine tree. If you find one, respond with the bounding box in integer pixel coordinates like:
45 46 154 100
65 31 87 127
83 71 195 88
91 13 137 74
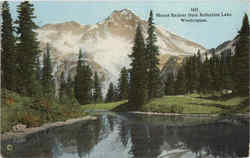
118 67 129 100
220 50 234 93
184 57 194 93
175 67 186 95
74 50 83 103
65 75 75 103
93 72 102 103
66 75 74 100
15 1 41 96
128 25 148 109
113 84 120 102
146 10 162 99
212 54 223 93
42 43 55 97
196 50 202 94
191 54 199 92
105 82 115 103
233 14 249 96
59 71 66 103
81 63 93 104
1 1 17 91
199 53 212 94
165 72 175 95
74 49 93 105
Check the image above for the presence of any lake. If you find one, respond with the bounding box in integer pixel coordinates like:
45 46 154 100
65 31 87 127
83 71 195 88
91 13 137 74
1 112 249 158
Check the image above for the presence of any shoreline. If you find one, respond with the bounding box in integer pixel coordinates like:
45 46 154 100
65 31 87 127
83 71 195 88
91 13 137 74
128 111 250 118
1 116 97 142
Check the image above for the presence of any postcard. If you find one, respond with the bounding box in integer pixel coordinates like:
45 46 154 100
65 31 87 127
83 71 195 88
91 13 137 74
1 0 249 158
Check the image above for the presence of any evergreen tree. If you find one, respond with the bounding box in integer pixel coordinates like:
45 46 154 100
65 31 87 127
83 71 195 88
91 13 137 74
233 14 249 96
191 54 199 92
105 82 115 103
184 57 193 93
165 72 175 95
175 67 186 95
93 72 102 103
74 50 83 103
59 71 67 103
74 49 93 105
113 84 120 102
118 67 129 100
220 50 234 92
199 53 212 94
42 43 55 97
1 1 17 91
15 1 41 96
145 10 161 99
196 50 202 94
128 25 148 109
210 53 222 93
63 74 77 103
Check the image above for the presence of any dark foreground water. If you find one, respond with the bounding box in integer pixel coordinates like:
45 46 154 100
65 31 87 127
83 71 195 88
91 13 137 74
1 112 249 158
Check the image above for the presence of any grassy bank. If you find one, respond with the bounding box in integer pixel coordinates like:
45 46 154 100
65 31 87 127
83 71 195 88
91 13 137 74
1 90 87 133
81 100 127 111
82 94 249 114
140 95 248 114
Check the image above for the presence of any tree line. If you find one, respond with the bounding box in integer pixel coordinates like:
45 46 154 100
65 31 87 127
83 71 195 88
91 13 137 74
165 14 249 97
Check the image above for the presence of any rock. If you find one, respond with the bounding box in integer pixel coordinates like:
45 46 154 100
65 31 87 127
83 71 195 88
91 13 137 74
12 124 27 132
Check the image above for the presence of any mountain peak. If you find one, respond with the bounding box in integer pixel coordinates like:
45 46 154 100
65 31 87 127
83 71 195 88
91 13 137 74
107 9 139 22
112 9 134 16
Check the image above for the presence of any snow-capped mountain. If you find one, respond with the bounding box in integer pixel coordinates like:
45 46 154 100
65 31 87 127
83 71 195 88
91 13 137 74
35 9 207 94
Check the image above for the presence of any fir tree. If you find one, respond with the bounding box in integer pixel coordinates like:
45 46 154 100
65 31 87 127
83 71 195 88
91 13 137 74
128 25 148 109
199 53 212 94
220 50 234 92
74 49 93 105
233 14 249 96
105 82 115 103
165 72 175 95
93 72 102 103
74 49 83 103
1 1 17 91
42 43 55 97
113 84 120 102
59 71 66 103
210 53 222 93
65 75 74 100
184 57 193 93
196 50 202 94
118 67 129 100
191 54 199 92
15 1 41 96
146 10 162 99
175 67 186 95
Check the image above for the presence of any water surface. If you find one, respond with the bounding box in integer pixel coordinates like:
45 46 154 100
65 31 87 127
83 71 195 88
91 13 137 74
1 112 249 158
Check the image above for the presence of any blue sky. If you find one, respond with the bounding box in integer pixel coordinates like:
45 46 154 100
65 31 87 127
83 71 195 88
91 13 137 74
9 0 249 49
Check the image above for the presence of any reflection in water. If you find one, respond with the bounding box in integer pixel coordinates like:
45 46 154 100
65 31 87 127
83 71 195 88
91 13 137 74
1 113 249 158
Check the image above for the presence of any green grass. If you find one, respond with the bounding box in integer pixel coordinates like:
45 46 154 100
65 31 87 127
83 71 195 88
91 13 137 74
141 95 248 114
83 94 248 115
81 100 127 111
1 90 87 133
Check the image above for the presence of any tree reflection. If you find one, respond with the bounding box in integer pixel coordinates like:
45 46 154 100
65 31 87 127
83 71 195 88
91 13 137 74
76 120 101 158
119 115 249 158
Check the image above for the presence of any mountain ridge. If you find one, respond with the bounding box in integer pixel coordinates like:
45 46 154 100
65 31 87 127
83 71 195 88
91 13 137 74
35 9 207 94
